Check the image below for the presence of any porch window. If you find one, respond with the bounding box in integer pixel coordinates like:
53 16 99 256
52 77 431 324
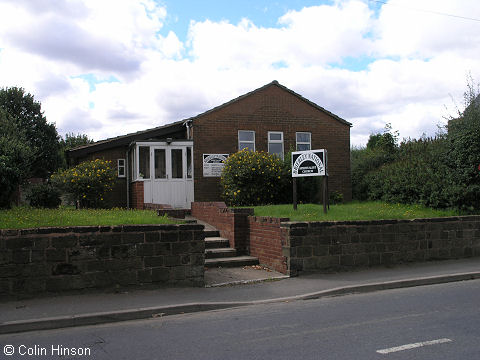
138 146 150 179
154 149 166 179
171 149 183 179
186 147 192 179
238 130 255 151
296 132 311 151
268 131 284 159
117 159 126 178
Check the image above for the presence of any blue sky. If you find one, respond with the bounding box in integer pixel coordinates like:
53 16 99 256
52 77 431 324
160 0 325 39
160 0 379 71
0 0 478 146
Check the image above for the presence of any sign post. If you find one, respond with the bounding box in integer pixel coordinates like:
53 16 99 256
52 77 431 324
293 177 297 210
291 149 328 213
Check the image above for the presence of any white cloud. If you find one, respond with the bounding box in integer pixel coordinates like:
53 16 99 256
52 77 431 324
375 0 480 60
0 0 478 147
186 1 374 69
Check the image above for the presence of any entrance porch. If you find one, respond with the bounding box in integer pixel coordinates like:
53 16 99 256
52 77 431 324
129 141 194 209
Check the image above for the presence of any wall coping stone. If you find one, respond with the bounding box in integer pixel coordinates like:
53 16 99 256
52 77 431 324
228 208 255 215
178 224 204 231
280 222 306 228
250 216 289 224
194 201 227 208
271 215 480 229
0 223 202 237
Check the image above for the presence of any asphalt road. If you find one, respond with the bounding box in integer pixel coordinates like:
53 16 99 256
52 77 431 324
1 279 480 360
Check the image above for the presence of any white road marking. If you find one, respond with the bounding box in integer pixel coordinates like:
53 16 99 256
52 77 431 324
377 338 453 354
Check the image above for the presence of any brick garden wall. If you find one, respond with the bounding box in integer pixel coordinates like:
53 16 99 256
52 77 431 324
248 216 289 274
191 202 480 276
0 224 205 297
191 202 253 254
130 181 144 209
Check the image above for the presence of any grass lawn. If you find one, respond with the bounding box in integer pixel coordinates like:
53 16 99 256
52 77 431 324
0 207 178 229
252 201 462 222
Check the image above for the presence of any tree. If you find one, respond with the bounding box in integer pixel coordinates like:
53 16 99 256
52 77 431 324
351 124 399 200
445 78 480 211
366 123 399 153
60 132 94 151
59 132 94 168
0 87 61 178
0 109 32 208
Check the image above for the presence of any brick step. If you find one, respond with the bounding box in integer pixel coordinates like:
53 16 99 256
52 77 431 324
205 256 259 268
205 247 237 259
204 230 220 238
205 237 230 249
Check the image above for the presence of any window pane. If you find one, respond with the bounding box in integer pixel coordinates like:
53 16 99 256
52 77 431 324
171 149 183 179
268 143 283 158
117 159 125 177
139 146 150 179
239 131 254 142
239 142 254 151
269 132 282 141
154 149 166 179
186 147 192 179
297 132 310 143
297 143 311 151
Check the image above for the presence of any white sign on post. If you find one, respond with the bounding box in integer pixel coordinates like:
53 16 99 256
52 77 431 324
203 154 229 177
291 149 327 177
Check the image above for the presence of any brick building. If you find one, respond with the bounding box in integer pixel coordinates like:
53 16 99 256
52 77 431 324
67 81 352 209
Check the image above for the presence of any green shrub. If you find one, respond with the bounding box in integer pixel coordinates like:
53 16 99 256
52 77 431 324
445 81 480 212
362 136 452 208
221 150 290 206
351 125 399 201
329 190 344 205
26 183 62 208
0 109 32 208
51 159 116 208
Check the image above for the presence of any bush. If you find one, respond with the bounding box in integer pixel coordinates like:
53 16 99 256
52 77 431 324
26 183 62 208
51 159 116 208
351 124 399 201
221 150 290 206
352 79 480 212
445 81 480 212
0 109 32 208
363 137 448 205
329 190 344 205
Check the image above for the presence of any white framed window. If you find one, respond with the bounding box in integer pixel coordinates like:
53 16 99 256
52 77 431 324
268 131 284 159
117 159 126 178
238 130 255 151
138 146 151 179
296 132 311 151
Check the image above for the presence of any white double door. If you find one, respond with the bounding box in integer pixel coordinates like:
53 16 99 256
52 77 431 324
144 145 194 208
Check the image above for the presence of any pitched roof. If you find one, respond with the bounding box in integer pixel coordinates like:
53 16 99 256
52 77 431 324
183 80 352 127
67 119 185 158
68 80 351 158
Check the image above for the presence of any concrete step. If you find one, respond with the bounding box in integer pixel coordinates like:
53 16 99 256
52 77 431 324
204 230 220 238
205 248 237 259
205 256 259 268
205 237 230 249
